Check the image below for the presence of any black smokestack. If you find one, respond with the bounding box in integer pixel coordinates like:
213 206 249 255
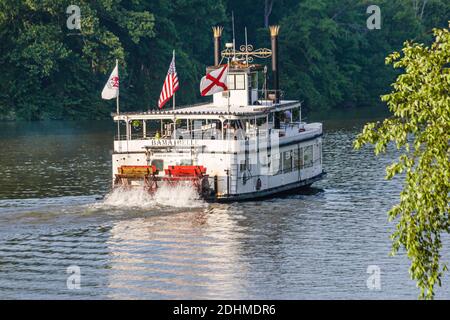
212 26 223 66
270 25 280 103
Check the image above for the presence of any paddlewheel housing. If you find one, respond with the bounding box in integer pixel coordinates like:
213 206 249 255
114 165 210 197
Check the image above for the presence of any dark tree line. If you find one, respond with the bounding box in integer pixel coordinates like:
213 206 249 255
0 0 449 120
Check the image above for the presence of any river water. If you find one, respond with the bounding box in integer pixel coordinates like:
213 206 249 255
0 111 449 299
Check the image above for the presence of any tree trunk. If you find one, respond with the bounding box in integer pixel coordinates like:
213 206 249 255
411 0 428 20
419 0 428 20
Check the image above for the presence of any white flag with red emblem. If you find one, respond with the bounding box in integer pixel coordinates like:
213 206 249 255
200 64 228 96
101 63 119 100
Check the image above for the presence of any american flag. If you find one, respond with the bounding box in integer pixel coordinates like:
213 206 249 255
158 51 179 109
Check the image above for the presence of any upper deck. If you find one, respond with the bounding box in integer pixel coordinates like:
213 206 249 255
112 26 322 150
112 98 321 154
113 99 300 121
112 98 311 144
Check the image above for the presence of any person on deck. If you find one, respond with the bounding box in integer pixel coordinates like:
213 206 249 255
284 110 292 124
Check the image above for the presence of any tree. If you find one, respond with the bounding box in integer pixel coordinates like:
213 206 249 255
277 0 425 112
354 23 450 299
279 0 352 111
0 0 155 120
0 0 229 119
1 0 450 120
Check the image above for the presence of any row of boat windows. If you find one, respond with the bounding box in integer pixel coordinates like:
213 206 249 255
281 145 315 173
140 143 320 175
240 143 321 175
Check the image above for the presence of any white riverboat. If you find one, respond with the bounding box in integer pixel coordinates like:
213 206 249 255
111 26 325 201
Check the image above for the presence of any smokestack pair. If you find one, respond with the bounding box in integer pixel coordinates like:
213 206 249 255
212 25 280 102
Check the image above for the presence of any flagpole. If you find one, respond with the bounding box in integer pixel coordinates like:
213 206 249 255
116 59 120 140
173 50 176 111
227 58 230 113
116 59 120 115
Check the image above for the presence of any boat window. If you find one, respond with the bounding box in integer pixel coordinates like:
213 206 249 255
179 159 193 166
227 75 236 90
260 151 270 167
130 120 144 140
283 151 292 173
174 119 190 139
304 145 313 168
205 120 221 140
190 119 205 139
151 159 164 172
293 148 300 169
145 119 161 139
250 73 258 89
235 74 246 90
270 152 281 175
224 120 244 140
318 143 322 165
299 147 304 168
116 120 127 140
161 120 174 138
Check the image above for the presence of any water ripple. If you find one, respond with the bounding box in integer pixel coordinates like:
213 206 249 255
0 120 449 299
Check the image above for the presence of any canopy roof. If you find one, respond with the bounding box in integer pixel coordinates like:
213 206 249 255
113 100 301 121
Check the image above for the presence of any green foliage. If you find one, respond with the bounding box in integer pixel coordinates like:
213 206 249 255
0 0 226 120
278 0 427 111
1 0 450 119
0 0 156 120
354 23 450 299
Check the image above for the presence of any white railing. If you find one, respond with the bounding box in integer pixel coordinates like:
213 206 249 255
115 122 322 153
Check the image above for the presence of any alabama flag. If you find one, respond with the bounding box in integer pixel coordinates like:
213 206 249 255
200 64 228 96
101 62 119 100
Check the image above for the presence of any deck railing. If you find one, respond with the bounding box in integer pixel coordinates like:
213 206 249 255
116 122 310 142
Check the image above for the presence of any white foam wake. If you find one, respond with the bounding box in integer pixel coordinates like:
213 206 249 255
98 184 206 209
